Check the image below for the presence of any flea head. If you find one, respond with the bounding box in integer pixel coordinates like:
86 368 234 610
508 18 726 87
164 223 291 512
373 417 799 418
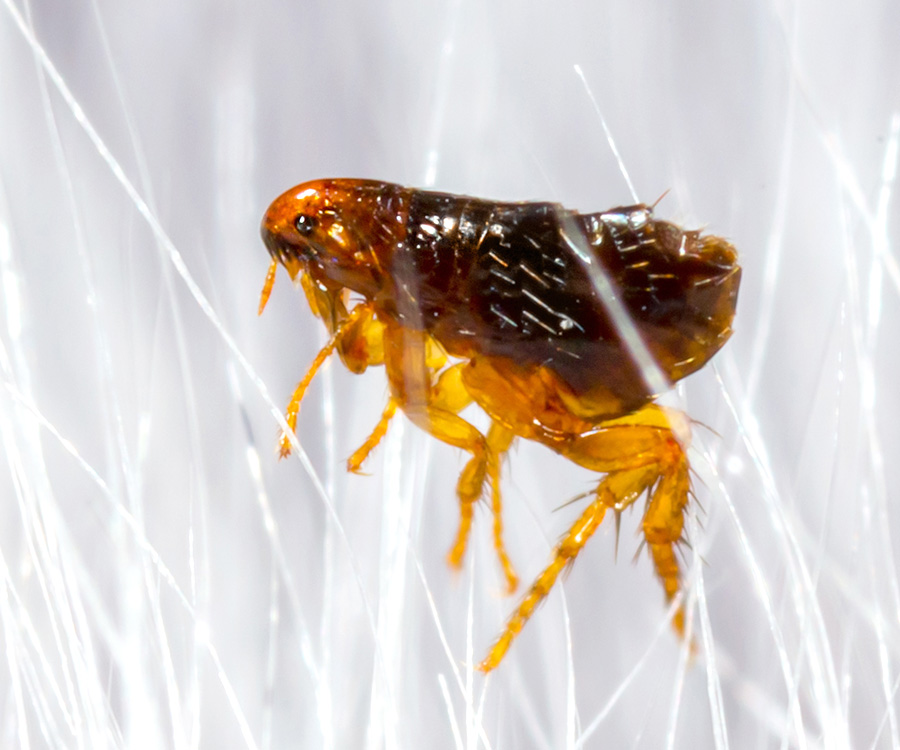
261 179 405 298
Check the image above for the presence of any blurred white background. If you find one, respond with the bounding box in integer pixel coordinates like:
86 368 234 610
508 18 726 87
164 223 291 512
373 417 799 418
1 0 899 747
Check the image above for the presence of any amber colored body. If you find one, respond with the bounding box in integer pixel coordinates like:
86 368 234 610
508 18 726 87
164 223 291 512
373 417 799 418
260 178 740 671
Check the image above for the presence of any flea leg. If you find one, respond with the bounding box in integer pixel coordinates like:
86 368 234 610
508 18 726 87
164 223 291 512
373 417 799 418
383 325 513 585
346 399 398 474
484 421 517 593
446 419 517 592
430 363 481 572
430 366 518 591
642 446 691 635
479 492 608 672
479 406 690 671
346 357 464 475
278 302 375 457
405 406 492 558
335 304 385 374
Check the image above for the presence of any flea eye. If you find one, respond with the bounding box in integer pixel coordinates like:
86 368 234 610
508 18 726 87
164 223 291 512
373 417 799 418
295 214 317 235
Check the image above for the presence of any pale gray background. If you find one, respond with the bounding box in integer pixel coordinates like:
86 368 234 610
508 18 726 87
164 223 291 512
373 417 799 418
1 0 898 748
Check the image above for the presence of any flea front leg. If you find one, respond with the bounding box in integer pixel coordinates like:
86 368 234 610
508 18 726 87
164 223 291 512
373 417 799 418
278 301 377 457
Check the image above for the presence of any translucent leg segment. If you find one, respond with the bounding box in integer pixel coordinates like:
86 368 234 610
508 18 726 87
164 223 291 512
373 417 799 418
380 326 520 590
642 452 690 635
346 399 398 474
479 496 608 672
486 422 517 593
479 408 691 672
278 302 375 457
446 420 518 591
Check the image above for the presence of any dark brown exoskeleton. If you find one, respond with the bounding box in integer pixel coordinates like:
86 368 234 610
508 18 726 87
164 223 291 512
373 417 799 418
260 179 740 670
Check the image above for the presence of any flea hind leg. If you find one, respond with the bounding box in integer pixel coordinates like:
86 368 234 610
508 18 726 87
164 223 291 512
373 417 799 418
479 406 691 672
642 449 691 635
559 406 693 633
